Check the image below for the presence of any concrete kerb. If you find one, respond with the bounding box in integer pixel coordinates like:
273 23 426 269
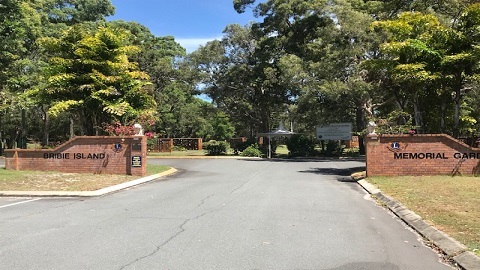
0 168 178 198
356 178 480 270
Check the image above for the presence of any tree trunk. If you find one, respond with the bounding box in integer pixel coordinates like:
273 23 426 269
356 106 366 155
70 117 75 139
93 116 99 136
41 106 49 147
452 73 463 138
10 127 20 149
20 109 27 149
262 108 270 132
356 98 373 155
440 98 446 133
453 87 461 138
0 113 3 155
413 92 423 133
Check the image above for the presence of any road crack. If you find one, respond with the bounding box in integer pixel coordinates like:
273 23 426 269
195 194 215 208
229 163 271 195
118 210 218 270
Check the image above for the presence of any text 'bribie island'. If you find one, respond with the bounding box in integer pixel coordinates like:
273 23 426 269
43 153 105 159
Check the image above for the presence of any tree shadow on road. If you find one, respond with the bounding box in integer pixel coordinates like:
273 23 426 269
298 166 366 182
238 158 366 182
237 157 365 163
299 166 365 176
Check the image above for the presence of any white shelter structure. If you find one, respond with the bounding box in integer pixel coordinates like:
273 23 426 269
257 123 295 158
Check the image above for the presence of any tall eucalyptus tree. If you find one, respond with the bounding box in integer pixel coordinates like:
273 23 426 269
233 0 387 138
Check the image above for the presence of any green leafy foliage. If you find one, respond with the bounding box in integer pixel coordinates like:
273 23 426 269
188 23 300 136
240 144 263 157
204 140 230 156
43 0 115 25
366 4 480 136
375 111 415 134
39 25 155 135
286 135 315 157
106 21 233 140
4 0 480 152
323 140 343 157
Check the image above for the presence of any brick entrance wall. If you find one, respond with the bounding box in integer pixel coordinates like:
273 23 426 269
365 134 480 176
4 136 147 176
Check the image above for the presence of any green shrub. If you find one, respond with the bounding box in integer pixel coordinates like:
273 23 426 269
240 144 263 157
229 138 255 153
323 140 343 156
286 135 315 157
147 138 157 151
343 147 360 156
204 140 230 155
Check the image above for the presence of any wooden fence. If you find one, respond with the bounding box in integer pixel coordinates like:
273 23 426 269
148 138 203 152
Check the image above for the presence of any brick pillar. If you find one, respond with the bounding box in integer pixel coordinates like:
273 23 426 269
365 134 380 177
198 138 203 150
8 151 19 170
169 139 174 153
130 136 147 176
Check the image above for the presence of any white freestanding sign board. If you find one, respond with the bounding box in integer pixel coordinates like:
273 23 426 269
316 123 352 140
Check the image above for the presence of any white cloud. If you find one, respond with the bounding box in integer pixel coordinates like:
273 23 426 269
176 37 221 53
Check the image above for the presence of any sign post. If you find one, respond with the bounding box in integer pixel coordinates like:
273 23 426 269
316 123 352 141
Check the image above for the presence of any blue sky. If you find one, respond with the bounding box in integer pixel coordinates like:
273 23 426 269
108 0 259 52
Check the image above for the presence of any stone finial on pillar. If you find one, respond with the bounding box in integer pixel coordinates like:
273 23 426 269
367 121 378 140
367 121 377 135
133 123 144 136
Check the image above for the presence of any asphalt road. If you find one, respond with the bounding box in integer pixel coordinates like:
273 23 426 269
0 158 454 270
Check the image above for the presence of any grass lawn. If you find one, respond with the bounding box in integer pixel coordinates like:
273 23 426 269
0 164 171 192
368 175 480 256
275 145 289 157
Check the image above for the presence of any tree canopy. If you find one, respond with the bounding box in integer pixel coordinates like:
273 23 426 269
2 0 480 151
37 25 156 135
